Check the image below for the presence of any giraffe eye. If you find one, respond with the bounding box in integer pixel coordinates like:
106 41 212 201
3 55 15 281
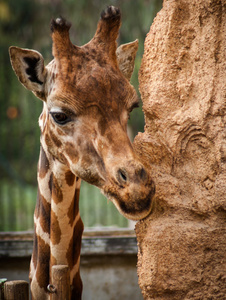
50 112 71 125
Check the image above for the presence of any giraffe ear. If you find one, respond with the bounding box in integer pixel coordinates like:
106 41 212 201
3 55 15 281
116 39 139 81
9 46 47 101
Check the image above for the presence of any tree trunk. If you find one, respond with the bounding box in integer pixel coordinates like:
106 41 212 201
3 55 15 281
134 0 226 299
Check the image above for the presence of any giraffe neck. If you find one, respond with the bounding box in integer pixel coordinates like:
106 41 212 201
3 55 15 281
30 143 84 300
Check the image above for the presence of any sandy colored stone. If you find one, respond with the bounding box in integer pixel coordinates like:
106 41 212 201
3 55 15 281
134 0 226 299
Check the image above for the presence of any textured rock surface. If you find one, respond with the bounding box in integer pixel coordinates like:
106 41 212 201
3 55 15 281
134 0 226 299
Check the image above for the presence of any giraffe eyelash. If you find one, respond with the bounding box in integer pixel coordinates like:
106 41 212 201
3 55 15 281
127 102 139 120
128 102 139 113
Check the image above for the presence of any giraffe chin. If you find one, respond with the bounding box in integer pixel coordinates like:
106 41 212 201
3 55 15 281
102 180 156 221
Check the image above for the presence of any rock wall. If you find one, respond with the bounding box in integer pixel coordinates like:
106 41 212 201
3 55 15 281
134 0 226 299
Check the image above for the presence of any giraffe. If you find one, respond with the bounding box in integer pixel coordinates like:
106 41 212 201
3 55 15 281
9 6 155 300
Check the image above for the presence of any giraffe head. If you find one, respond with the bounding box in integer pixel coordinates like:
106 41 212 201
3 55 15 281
9 6 155 221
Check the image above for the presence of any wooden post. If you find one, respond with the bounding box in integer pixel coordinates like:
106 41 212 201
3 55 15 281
51 265 71 300
4 280 29 300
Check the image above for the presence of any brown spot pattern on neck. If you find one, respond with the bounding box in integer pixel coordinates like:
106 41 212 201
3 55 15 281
65 170 76 186
52 173 63 203
39 146 49 179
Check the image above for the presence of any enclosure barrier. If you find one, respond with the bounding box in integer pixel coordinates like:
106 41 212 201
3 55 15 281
3 280 29 300
1 265 70 300
48 265 70 300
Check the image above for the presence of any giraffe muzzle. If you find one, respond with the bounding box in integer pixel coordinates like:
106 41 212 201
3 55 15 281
116 163 148 188
103 160 155 220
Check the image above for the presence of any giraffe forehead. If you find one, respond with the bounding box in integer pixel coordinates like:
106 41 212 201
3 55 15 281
47 75 137 113
49 46 107 83
45 53 138 117
55 44 107 68
47 51 134 98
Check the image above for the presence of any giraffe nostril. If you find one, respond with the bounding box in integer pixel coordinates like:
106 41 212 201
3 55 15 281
139 167 148 182
116 165 148 186
117 169 127 185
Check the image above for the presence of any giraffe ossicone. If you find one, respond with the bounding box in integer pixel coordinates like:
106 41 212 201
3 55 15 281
9 6 155 300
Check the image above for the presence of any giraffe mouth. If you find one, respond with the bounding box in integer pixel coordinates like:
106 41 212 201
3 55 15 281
102 179 155 221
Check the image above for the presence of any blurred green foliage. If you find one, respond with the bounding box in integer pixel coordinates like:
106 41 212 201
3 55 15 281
0 0 162 230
